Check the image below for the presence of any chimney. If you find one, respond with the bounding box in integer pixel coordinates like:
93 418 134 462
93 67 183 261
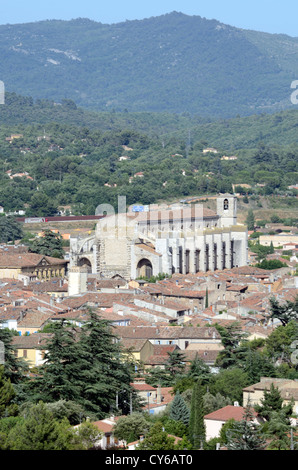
157 384 162 404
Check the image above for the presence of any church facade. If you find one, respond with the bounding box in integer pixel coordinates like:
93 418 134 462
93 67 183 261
69 195 248 280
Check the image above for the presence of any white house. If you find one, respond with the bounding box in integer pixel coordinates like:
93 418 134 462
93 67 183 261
204 404 260 441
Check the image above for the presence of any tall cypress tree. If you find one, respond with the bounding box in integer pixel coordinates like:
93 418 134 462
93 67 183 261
246 209 255 231
205 288 209 308
188 380 206 449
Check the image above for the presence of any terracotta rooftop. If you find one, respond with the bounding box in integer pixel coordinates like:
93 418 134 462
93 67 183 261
204 405 257 422
12 333 52 349
114 325 221 340
135 243 162 257
0 253 67 268
121 338 149 351
17 310 52 328
243 377 298 399
131 382 156 392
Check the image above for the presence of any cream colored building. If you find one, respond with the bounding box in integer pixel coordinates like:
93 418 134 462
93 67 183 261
259 234 298 248
0 253 68 280
204 404 260 441
12 333 51 368
243 377 298 415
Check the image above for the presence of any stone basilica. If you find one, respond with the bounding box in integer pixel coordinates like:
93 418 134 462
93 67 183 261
69 194 248 280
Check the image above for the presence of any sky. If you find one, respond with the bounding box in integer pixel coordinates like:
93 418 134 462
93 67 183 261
1 0 298 37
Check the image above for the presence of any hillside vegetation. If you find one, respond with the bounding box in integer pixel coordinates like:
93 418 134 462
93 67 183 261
1 12 298 116
0 93 297 218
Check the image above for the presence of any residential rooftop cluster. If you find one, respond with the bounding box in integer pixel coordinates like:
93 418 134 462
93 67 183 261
1 257 296 370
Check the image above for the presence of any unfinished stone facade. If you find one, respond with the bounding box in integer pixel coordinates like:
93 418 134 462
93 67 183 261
69 195 248 280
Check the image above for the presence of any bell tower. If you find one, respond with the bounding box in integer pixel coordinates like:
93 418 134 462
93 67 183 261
217 194 237 227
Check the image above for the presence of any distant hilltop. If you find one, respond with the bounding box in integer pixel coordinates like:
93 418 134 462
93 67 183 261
0 12 298 117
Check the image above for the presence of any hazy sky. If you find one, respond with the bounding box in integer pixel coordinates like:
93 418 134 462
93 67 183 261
1 0 298 36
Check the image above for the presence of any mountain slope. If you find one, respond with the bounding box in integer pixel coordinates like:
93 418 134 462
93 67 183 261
1 92 298 151
0 12 298 117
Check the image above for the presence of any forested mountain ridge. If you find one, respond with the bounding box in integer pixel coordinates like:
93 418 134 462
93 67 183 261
0 93 297 217
1 12 298 117
1 92 298 150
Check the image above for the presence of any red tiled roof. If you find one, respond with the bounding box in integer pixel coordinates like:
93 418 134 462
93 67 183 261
204 405 257 422
131 382 156 391
92 421 114 433
0 253 67 268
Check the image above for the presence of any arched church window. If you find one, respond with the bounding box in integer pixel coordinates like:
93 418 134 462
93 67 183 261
223 199 229 210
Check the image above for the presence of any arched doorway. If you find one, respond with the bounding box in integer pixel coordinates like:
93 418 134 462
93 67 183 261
78 257 92 273
137 258 153 278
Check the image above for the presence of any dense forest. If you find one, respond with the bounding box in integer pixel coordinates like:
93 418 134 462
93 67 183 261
0 93 297 216
1 12 298 116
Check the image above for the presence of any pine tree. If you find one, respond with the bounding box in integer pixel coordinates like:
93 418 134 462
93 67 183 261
266 410 297 450
0 325 28 384
0 365 18 417
0 216 23 243
226 403 266 450
254 383 290 422
29 229 64 258
78 310 135 417
215 322 248 369
244 350 276 384
169 391 190 425
188 380 206 449
268 296 298 326
30 321 83 403
188 353 211 383
165 349 186 377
